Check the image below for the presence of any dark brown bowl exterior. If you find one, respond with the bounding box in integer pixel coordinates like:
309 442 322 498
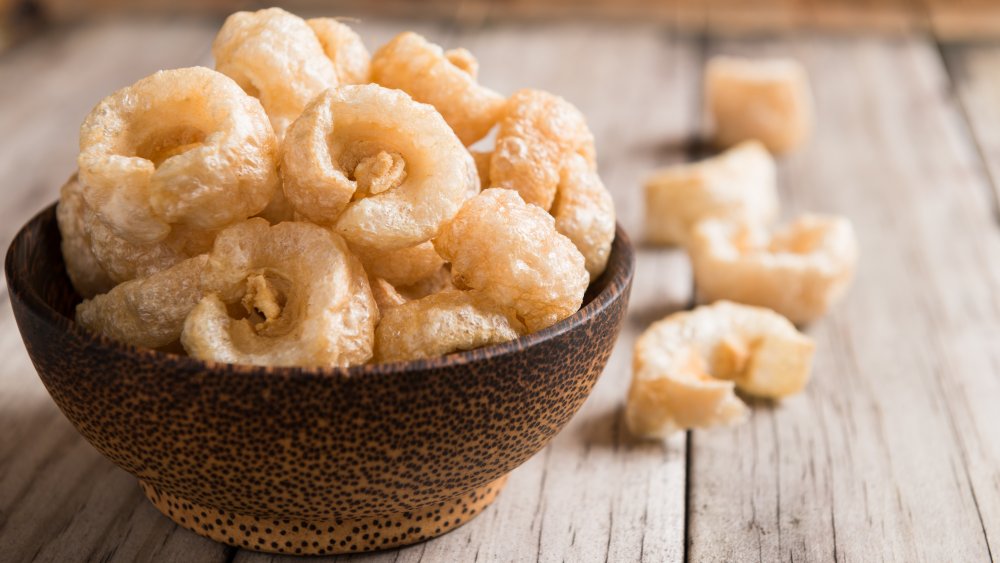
6 204 634 523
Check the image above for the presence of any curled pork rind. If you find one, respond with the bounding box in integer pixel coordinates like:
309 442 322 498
690 214 858 325
76 255 208 349
307 18 370 84
282 85 477 250
371 32 504 145
374 289 524 363
82 204 215 285
181 219 377 368
435 188 588 333
627 301 815 439
213 8 337 139
77 66 279 245
553 153 616 281
706 56 813 154
490 89 596 211
56 175 114 298
644 140 778 247
349 241 444 288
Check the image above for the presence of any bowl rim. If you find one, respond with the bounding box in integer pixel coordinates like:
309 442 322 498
6 202 635 379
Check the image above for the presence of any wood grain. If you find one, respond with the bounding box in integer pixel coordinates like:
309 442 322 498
686 36 1000 561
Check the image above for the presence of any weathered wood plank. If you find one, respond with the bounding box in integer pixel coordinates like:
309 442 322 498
686 36 1000 561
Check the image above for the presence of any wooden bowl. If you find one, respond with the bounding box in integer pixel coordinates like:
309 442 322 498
5 203 634 556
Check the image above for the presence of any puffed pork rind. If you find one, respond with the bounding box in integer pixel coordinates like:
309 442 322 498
690 214 858 324
627 301 815 439
56 174 114 298
706 55 813 154
77 66 279 245
644 140 778 247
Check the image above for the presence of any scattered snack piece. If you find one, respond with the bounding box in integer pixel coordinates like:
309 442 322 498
643 140 778 247
281 85 477 250
306 18 371 84
213 8 337 139
627 301 815 438
490 89 596 211
706 56 813 154
374 289 524 363
77 66 279 245
435 188 589 333
553 153 616 281
56 175 114 298
181 219 377 368
690 214 858 325
371 32 504 145
76 255 208 349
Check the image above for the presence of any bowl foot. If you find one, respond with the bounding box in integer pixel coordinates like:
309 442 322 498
139 476 508 555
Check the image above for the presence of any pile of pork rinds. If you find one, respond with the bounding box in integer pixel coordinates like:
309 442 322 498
58 7 616 367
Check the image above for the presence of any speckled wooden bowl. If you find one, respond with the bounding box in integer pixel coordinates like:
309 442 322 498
5 203 634 556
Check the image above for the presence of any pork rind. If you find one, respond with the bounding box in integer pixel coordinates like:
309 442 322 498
553 153 616 281
706 56 813 154
281 85 477 250
690 214 858 325
627 301 815 439
349 241 444 288
374 289 524 363
77 66 278 245
307 18 370 84
369 276 408 312
56 175 114 298
371 32 504 145
490 89 596 211
181 219 377 368
213 8 337 139
76 255 208 349
435 188 588 333
644 140 778 247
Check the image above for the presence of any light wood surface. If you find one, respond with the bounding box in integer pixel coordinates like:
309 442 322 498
1 10 999 563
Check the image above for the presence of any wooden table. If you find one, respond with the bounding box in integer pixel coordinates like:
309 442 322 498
2 12 999 563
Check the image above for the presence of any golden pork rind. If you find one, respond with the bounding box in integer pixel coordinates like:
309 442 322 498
307 18 370 84
76 255 208 349
553 153 616 281
490 89 596 211
349 241 444 288
644 140 778 247
181 218 377 368
56 175 114 298
690 214 858 325
627 301 814 439
77 66 279 245
282 85 478 250
435 188 588 333
213 8 337 139
706 56 813 154
371 32 504 145
374 289 524 363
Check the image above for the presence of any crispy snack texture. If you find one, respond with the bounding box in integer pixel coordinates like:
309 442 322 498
307 18 371 84
690 214 858 324
181 219 377 368
371 32 504 145
435 188 589 333
644 140 778 247
490 89 596 211
77 66 278 245
706 56 813 154
374 289 524 363
213 8 337 139
553 153 616 281
56 175 115 298
282 85 477 249
76 255 208 349
627 301 815 439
